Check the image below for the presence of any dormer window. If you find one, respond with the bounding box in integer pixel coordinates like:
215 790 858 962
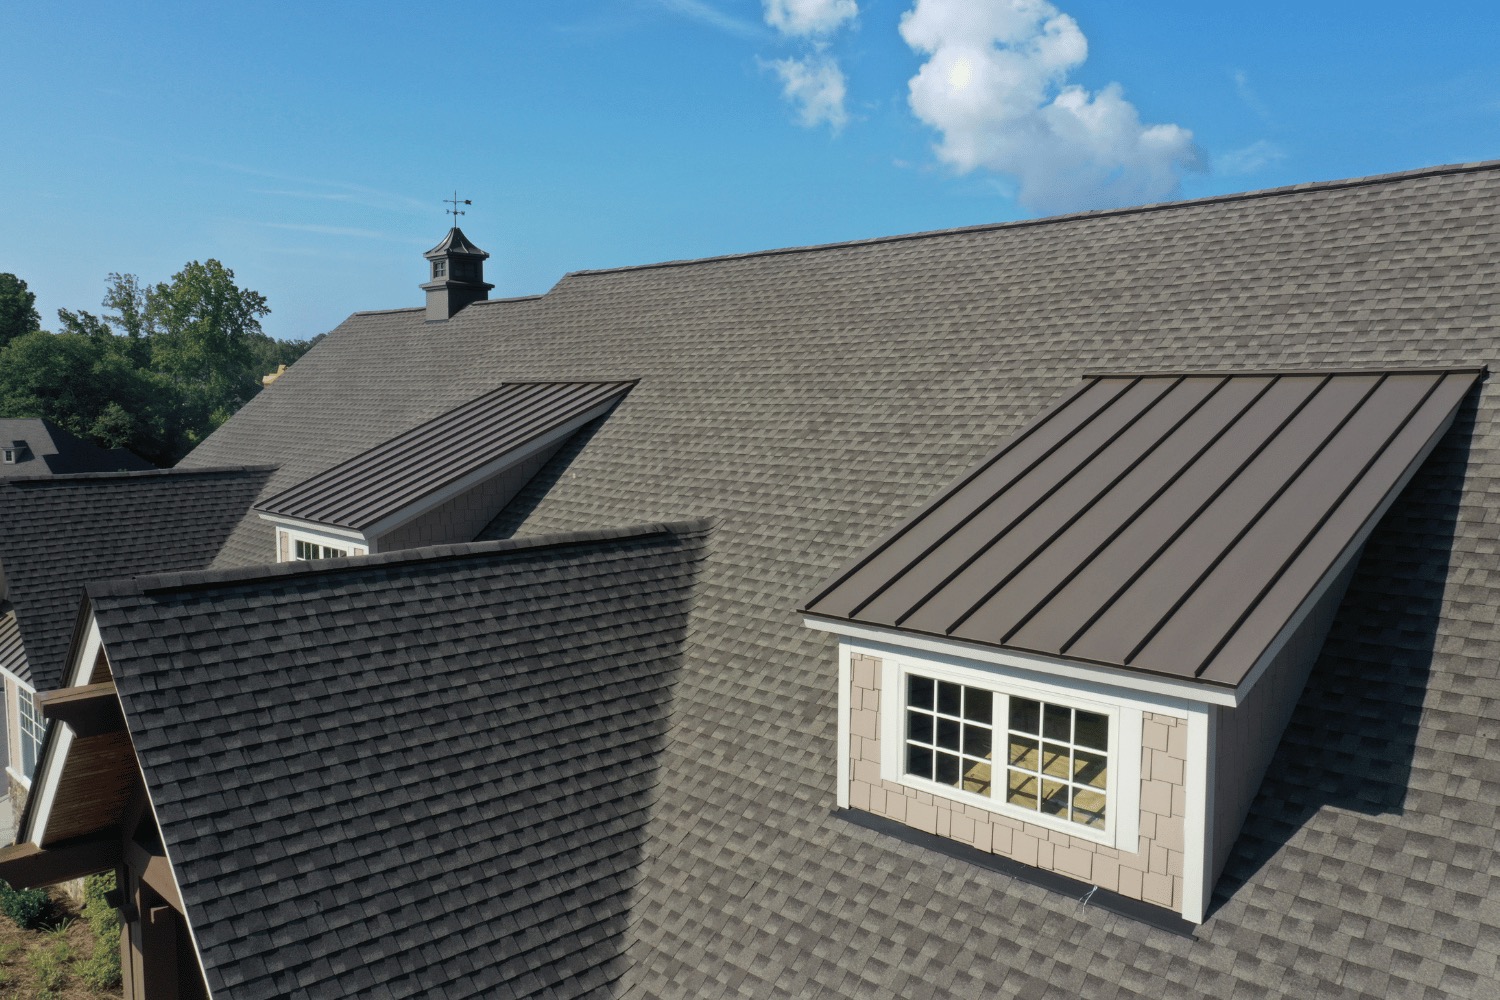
2 449 14 464
432 259 447 279
2 441 24 464
294 539 349 561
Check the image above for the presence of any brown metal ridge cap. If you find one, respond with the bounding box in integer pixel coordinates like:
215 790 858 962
86 519 713 600
799 611 1238 690
1083 365 1488 380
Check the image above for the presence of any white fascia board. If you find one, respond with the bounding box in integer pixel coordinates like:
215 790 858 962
65 617 104 690
805 616 1231 710
254 513 368 545
26 723 74 846
1232 403 1462 697
1180 702 1216 924
359 400 618 541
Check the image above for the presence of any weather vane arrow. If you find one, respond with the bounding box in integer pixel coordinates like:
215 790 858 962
444 191 471 225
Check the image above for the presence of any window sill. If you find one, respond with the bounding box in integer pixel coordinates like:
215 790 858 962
5 767 31 790
892 770 1119 848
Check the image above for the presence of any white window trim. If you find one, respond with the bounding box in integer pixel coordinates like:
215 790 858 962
878 653 1142 849
277 525 368 563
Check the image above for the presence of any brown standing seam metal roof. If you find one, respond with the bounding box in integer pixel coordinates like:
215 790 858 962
255 380 635 531
803 370 1480 687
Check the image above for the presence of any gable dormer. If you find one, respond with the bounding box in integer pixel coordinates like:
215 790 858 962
421 226 495 322
803 369 1479 926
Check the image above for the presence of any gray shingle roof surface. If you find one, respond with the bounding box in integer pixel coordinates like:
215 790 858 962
180 162 1500 998
0 467 271 689
90 522 705 1000
0 418 154 476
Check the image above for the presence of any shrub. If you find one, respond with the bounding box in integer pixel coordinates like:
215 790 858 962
79 872 121 989
0 880 48 930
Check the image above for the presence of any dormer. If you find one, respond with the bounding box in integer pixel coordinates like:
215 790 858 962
802 369 1479 927
3 441 29 464
421 226 495 322
255 380 635 561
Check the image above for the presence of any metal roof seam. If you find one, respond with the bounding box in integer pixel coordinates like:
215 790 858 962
1186 373 1450 678
797 377 1106 613
943 376 1230 639
1118 373 1390 667
1055 372 1337 658
876 374 1158 626
857 378 1143 624
898 377 1181 633
997 375 1280 647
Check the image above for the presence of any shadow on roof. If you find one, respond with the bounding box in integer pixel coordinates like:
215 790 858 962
1209 386 1477 918
477 412 613 541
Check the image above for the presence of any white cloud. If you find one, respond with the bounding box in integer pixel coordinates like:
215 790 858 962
899 0 1203 213
1216 140 1286 176
763 0 858 37
657 0 762 39
768 54 849 130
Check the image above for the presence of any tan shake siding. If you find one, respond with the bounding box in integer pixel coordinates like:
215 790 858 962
848 652 1186 911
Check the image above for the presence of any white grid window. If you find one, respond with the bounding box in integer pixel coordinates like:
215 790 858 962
18 689 44 780
902 672 1110 832
294 539 349 561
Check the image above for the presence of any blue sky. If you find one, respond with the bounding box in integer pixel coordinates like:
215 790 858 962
3 1 1497 340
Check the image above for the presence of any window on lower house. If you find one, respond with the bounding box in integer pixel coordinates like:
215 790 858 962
902 672 1111 833
18 688 44 780
294 539 349 561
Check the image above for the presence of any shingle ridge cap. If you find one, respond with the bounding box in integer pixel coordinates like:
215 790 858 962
563 158 1500 279
87 519 712 600
1 464 276 487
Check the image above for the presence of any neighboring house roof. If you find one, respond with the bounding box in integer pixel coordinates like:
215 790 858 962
86 523 704 1000
255 380 635 532
0 467 272 690
0 418 154 476
801 369 1479 689
172 161 1500 998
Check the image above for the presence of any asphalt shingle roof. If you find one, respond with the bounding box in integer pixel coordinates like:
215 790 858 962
90 522 706 1000
0 418 154 476
178 161 1500 998
0 467 271 689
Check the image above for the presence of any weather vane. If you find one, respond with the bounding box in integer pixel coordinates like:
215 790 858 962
445 191 471 225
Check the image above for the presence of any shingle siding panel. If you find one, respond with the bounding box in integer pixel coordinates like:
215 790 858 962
173 164 1500 997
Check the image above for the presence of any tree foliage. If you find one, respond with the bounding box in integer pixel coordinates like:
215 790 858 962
0 273 41 348
0 264 318 465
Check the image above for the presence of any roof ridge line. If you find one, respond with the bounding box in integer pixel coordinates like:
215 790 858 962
2 465 277 486
562 159 1500 279
86 520 712 599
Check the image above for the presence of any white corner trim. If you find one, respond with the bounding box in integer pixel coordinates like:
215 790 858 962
807 617 1237 708
836 640 852 809
1180 702 1215 924
28 723 74 846
135 759 217 1000
66 617 104 689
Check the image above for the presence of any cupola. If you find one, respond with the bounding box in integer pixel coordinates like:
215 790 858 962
421 226 494 322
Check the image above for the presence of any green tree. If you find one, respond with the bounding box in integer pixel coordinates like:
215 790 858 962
0 273 41 347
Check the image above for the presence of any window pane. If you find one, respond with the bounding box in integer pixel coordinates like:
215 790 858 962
1075 710 1108 750
935 752 961 787
1006 770 1038 810
1008 736 1038 771
937 681 962 716
963 760 992 796
1041 743 1070 779
1010 697 1039 734
936 716 961 751
906 710 933 745
906 744 933 780
1043 703 1071 741
325 547 348 558
1040 780 1069 817
963 688 992 724
963 724 991 760
908 675 934 709
1073 788 1107 829
1074 749 1107 789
